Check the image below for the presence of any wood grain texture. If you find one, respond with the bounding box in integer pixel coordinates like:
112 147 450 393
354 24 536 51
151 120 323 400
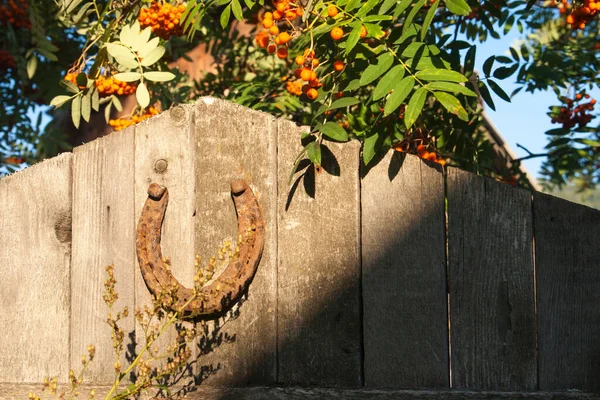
361 152 449 388
447 168 536 390
71 129 136 383
192 97 277 385
0 154 72 382
134 104 196 365
2 384 599 400
533 192 600 391
277 121 362 386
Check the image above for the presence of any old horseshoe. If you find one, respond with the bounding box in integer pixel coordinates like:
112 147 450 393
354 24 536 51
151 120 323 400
135 180 265 319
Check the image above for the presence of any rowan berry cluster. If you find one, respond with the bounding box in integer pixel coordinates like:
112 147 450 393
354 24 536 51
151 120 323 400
0 49 16 70
138 2 186 40
551 94 596 129
566 0 600 29
287 49 322 100
109 107 159 131
255 1 302 59
96 75 137 96
395 143 446 166
3 156 24 165
0 0 31 29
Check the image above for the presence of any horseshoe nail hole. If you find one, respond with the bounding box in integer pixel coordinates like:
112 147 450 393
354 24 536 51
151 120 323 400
154 159 168 173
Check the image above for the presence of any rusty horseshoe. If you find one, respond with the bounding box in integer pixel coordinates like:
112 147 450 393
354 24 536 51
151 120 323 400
135 180 265 319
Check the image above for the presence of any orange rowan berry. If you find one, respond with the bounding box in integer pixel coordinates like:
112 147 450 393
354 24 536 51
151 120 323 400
267 44 277 54
330 27 344 40
269 25 280 35
360 25 367 38
285 9 297 19
334 91 344 99
294 68 303 78
306 88 318 100
276 2 286 12
296 7 303 16
295 55 305 65
263 18 274 28
278 32 291 44
333 60 345 71
263 11 273 19
273 10 283 19
277 46 288 59
300 68 312 81
310 70 317 81
255 31 270 48
327 5 338 17
312 59 319 67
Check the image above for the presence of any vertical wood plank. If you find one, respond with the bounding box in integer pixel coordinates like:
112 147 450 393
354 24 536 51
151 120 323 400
447 168 536 390
134 104 196 363
0 154 72 382
192 97 277 385
71 129 135 383
361 152 449 388
534 193 600 391
277 122 362 386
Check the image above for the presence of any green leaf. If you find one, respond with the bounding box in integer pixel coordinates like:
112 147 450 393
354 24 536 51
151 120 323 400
81 92 91 122
345 21 362 56
445 0 471 16
26 56 37 79
345 0 361 12
362 131 383 165
220 4 231 29
104 102 112 122
112 95 123 112
403 0 425 34
384 76 414 116
50 95 72 108
113 72 142 82
404 87 427 129
464 45 476 74
231 0 243 21
483 56 495 77
75 73 88 87
415 69 467 82
137 37 160 58
493 64 518 80
329 97 361 109
356 0 378 17
363 15 393 22
321 122 349 142
478 82 495 111
106 43 135 61
71 95 81 129
401 42 425 58
379 0 396 14
61 79 80 94
393 0 412 18
426 81 476 97
373 65 405 101
140 46 165 67
509 47 519 62
306 142 322 166
434 91 468 121
91 87 99 111
420 0 440 41
360 53 394 86
136 82 150 108
487 79 511 102
545 128 570 136
143 71 175 82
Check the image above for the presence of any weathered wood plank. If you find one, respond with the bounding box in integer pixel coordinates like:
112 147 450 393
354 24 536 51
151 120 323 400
361 152 449 388
3 384 600 400
134 104 196 364
0 154 72 382
70 129 136 383
277 122 362 386
534 193 600 391
447 168 536 390
192 97 277 384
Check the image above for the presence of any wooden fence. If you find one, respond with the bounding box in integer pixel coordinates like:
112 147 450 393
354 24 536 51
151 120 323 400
1 97 599 399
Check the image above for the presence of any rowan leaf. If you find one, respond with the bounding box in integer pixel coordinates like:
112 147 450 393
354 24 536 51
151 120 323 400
321 122 349 142
384 76 414 116
445 0 471 15
136 82 150 108
434 91 468 121
143 71 175 82
404 87 427 129
373 65 405 101
415 69 467 82
360 53 394 86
